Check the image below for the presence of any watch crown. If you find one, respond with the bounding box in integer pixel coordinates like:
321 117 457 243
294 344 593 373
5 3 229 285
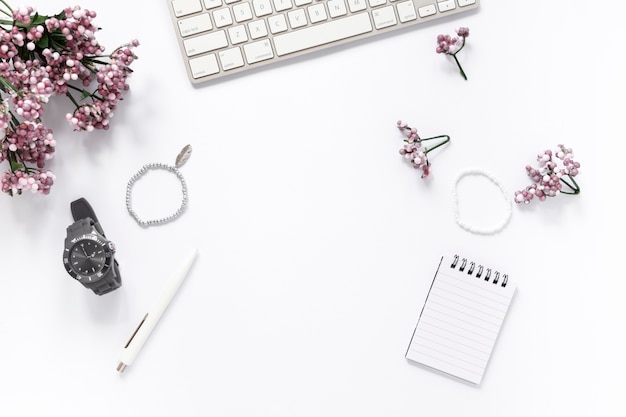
108 242 116 251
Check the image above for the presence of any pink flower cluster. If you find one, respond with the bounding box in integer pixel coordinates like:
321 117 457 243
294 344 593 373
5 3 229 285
514 145 581 204
436 27 469 54
1 168 54 195
397 120 431 179
397 120 450 180
436 27 470 80
66 39 140 132
0 3 139 196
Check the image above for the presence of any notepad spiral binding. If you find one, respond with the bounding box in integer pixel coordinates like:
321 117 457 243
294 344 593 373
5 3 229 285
450 255 509 288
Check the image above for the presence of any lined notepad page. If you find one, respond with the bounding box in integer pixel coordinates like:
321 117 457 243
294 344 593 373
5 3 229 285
406 256 516 385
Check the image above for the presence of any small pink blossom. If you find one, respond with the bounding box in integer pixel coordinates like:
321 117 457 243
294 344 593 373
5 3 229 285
396 120 450 179
436 27 470 80
1 168 55 196
514 145 581 204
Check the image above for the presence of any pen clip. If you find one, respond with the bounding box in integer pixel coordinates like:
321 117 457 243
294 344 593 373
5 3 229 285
124 313 149 348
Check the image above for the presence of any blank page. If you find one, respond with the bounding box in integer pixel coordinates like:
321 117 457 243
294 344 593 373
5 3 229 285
405 255 516 385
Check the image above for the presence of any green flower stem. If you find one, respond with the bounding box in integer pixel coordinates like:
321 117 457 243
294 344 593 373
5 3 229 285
448 36 467 80
6 148 28 173
422 135 451 154
66 84 104 103
452 54 467 80
9 110 20 127
560 175 581 195
65 91 81 108
455 36 467 54
0 75 21 96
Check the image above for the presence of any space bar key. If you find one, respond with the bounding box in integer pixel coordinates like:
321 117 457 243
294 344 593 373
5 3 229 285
273 13 373 56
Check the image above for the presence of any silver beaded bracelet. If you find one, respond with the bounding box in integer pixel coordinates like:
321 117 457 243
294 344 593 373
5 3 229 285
126 145 192 227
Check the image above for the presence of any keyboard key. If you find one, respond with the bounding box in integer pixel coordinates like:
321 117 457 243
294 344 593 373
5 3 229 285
347 0 367 12
253 0 273 17
189 54 220 78
203 0 223 8
273 0 293 12
268 14 288 34
372 5 396 29
328 0 347 18
213 8 234 28
294 0 312 5
228 25 249 44
233 3 254 22
396 0 416 23
248 19 269 39
288 9 307 28
274 12 373 56
243 39 274 63
308 3 328 23
437 0 455 12
219 47 245 70
368 0 386 7
178 13 213 37
418 4 436 17
458 0 476 5
184 30 228 56
172 0 202 17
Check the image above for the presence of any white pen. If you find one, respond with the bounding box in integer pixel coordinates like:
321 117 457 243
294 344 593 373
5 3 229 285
117 248 198 373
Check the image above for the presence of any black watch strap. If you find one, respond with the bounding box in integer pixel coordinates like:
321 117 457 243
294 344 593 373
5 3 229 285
66 217 98 237
71 198 105 236
86 259 121 295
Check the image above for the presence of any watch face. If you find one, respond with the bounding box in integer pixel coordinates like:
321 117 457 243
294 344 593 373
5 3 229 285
63 235 114 282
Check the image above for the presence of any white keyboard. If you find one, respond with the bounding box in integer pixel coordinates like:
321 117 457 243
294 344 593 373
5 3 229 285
167 0 478 84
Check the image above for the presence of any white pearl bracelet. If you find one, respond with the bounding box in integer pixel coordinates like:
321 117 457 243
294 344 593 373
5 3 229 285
452 168 512 235
126 145 192 227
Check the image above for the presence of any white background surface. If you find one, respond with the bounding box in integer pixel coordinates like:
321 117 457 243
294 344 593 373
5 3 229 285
0 0 624 416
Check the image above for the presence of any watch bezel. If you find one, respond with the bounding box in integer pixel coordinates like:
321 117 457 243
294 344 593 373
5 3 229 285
63 234 115 282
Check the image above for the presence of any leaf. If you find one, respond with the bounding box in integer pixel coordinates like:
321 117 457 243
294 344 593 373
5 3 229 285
10 161 24 172
48 34 66 50
36 32 49 49
0 77 20 96
31 13 48 26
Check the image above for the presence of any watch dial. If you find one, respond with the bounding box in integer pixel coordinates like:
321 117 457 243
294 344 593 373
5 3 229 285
69 239 107 279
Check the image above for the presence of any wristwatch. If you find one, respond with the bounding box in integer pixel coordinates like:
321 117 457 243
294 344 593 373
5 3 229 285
62 198 122 295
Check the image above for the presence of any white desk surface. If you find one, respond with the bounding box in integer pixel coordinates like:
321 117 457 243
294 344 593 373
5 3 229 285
1 1 624 416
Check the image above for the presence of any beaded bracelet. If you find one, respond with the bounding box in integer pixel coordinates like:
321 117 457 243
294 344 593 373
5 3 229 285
126 145 192 227
452 168 512 235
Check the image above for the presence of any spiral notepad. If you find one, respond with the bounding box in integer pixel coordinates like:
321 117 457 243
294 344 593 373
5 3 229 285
405 255 516 385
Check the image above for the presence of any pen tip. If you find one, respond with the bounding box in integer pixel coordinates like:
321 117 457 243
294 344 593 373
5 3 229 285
117 362 127 373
